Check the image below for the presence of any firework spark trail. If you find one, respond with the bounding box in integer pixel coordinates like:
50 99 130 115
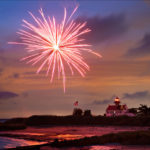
9 6 102 92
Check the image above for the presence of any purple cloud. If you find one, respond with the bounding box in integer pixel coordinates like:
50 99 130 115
92 95 116 105
122 91 150 99
76 14 128 44
125 33 150 58
0 91 19 100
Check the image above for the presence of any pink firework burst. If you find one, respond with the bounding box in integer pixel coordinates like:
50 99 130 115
10 6 101 92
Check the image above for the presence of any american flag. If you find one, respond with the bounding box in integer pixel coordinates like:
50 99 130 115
74 101 78 106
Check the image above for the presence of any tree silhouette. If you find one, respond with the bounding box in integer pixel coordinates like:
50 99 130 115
73 108 83 116
83 110 92 117
128 108 138 114
138 104 150 116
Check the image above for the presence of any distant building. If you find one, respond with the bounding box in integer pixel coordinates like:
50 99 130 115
106 97 135 117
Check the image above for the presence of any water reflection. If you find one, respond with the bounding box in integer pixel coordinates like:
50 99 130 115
89 145 150 150
0 137 45 149
1 126 150 149
51 134 83 141
40 145 150 150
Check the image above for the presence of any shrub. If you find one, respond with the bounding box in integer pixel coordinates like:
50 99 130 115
72 108 83 116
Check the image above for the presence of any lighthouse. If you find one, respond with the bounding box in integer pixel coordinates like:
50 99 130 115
114 97 120 106
105 96 135 117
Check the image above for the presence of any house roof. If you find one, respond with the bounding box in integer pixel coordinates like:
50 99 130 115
106 104 127 111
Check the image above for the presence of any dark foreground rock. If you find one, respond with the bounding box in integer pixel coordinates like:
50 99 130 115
51 130 150 147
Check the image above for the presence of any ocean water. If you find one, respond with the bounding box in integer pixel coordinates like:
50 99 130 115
41 145 150 150
0 137 45 149
1 137 150 150
0 119 8 123
0 126 150 150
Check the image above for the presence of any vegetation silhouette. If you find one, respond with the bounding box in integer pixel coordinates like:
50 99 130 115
138 104 150 116
83 110 92 117
1 104 150 131
73 108 83 116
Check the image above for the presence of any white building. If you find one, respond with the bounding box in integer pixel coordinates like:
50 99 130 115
106 97 135 117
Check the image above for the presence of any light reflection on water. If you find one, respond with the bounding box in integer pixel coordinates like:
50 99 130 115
41 145 150 150
50 134 83 141
1 126 150 149
0 137 45 149
89 145 150 150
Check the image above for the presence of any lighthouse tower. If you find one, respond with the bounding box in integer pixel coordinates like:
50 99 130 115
114 97 120 106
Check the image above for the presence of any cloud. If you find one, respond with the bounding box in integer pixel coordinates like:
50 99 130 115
144 0 150 6
140 62 150 76
7 73 20 79
21 92 28 98
0 49 21 67
23 70 45 75
0 68 3 72
92 91 150 105
122 91 150 99
92 95 116 105
125 33 150 58
76 14 128 44
0 91 19 100
0 68 3 76
13 73 20 78
23 71 35 75
92 99 112 105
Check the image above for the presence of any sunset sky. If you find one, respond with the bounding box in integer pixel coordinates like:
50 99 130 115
0 0 150 118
